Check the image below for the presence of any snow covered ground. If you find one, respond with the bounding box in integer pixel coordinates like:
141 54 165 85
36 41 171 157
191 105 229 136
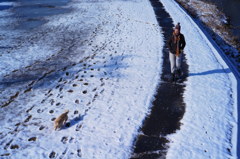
161 0 238 158
0 0 163 158
0 0 238 158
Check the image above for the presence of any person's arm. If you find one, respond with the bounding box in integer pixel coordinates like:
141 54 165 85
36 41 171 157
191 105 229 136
180 35 186 50
168 36 172 50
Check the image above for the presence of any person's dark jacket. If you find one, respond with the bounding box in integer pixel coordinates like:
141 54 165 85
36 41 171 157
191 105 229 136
168 33 186 55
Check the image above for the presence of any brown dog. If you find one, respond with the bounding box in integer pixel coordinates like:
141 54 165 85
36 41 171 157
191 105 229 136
54 110 69 130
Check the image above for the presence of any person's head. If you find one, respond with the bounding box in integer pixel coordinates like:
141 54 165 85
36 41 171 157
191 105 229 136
174 22 181 35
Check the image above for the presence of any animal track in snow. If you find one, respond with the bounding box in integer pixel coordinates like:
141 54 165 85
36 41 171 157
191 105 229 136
10 144 19 149
75 100 80 104
61 136 68 144
39 126 45 130
49 151 56 158
28 137 37 141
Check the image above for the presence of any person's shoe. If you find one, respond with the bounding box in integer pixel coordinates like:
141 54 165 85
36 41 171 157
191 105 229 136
171 73 175 82
176 69 182 78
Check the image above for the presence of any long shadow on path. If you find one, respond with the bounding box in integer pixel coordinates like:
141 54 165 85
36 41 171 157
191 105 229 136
189 68 231 76
130 0 189 158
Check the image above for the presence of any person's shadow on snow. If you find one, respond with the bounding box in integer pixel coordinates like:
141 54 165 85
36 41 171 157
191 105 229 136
189 68 231 76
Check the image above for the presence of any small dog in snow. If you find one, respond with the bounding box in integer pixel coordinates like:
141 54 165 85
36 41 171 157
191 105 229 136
54 110 69 130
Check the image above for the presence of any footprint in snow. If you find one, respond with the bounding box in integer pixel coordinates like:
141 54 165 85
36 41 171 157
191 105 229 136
68 137 74 143
10 145 19 149
94 93 98 99
100 89 104 94
74 110 78 114
59 87 63 92
61 136 68 144
49 151 56 158
39 125 45 130
72 84 77 87
67 90 73 93
77 149 81 157
58 78 63 83
28 137 37 142
50 99 55 105
75 99 80 104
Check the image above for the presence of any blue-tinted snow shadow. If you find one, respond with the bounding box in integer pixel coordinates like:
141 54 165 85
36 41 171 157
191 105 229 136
189 68 231 76
0 54 131 89
94 54 131 78
63 113 86 130
0 4 12 11
32 54 131 89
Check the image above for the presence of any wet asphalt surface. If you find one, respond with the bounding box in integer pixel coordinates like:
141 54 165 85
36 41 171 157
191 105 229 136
131 0 189 158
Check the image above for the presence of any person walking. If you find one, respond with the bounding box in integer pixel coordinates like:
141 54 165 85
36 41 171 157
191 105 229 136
168 22 186 81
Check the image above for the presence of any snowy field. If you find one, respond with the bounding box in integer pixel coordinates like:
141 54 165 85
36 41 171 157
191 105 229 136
0 0 163 158
0 0 238 158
